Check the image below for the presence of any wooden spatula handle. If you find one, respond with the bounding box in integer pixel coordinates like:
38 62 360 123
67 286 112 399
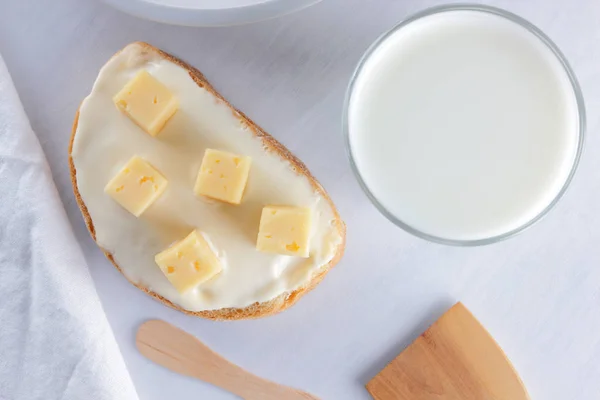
136 320 318 400
184 350 313 400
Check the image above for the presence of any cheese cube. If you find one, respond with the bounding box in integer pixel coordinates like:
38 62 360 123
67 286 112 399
256 206 311 257
194 149 252 205
104 156 168 217
113 70 178 136
155 230 222 293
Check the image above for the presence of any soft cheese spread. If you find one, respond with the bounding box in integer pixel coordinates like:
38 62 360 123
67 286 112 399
72 43 342 311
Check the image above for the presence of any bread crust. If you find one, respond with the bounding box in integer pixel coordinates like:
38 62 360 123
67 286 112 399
69 42 346 320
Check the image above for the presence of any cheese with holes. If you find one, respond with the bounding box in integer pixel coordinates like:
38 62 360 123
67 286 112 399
155 230 222 293
113 70 178 136
194 149 252 204
256 206 311 257
104 156 167 217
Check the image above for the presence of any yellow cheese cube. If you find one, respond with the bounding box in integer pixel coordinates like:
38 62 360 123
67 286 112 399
256 206 312 258
194 149 252 205
104 156 168 217
154 230 222 293
113 70 178 136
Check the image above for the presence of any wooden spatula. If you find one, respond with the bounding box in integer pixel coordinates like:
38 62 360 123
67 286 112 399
366 302 529 400
136 320 318 400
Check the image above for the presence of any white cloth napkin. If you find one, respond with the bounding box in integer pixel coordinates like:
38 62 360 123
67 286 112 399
0 55 138 400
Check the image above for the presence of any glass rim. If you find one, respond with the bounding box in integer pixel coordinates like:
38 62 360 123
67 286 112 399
342 3 586 247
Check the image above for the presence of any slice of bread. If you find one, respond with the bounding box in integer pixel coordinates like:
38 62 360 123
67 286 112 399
69 42 346 320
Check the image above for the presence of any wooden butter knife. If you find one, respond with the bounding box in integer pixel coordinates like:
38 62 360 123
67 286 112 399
136 319 318 400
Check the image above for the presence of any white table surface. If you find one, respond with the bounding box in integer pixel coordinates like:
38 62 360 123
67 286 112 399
2 0 600 399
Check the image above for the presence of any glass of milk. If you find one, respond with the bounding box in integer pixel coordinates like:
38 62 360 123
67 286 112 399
344 4 585 246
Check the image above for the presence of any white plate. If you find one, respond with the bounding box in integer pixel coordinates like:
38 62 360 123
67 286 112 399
102 0 322 26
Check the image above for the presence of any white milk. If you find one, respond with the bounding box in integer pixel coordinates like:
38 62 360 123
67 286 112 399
348 9 581 242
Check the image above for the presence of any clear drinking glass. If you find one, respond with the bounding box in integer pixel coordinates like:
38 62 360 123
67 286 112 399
342 4 586 246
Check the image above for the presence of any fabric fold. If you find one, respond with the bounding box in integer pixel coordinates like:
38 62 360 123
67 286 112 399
0 54 138 400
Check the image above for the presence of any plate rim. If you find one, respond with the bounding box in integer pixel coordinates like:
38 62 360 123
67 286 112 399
102 0 322 26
